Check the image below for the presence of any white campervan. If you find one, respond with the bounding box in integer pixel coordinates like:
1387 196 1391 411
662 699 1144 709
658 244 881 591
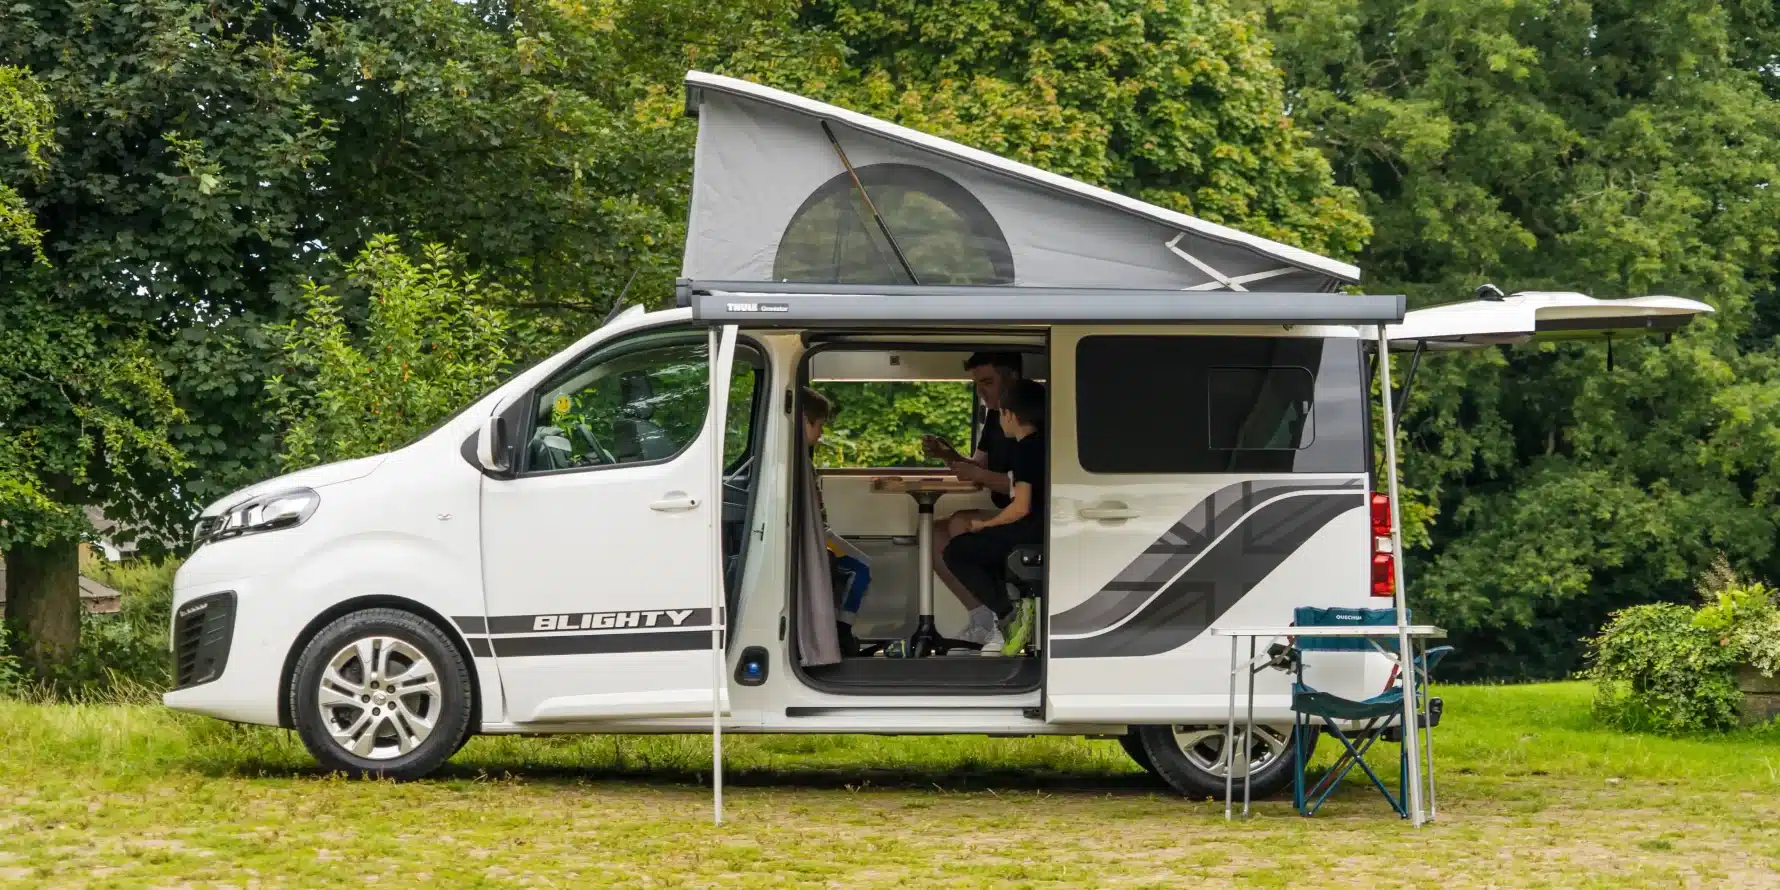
163 72 1710 800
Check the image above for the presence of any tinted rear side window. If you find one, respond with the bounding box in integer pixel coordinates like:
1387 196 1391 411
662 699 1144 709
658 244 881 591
1076 336 1365 473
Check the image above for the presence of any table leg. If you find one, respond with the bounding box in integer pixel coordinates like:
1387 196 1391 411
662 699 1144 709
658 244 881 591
1419 638 1438 821
1225 635 1238 821
917 498 935 620
908 492 943 657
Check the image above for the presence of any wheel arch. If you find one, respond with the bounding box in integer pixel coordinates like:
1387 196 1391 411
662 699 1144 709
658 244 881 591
277 595 484 731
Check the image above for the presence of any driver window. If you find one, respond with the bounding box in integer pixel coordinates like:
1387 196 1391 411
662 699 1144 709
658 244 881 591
525 338 711 473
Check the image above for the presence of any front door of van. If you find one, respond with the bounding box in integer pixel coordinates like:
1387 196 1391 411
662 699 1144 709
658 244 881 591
479 325 748 724
1043 326 1373 723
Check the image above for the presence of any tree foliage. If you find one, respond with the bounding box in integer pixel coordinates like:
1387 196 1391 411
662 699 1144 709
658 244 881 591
0 65 51 256
1250 0 1780 678
725 0 1370 258
268 237 512 471
812 383 975 469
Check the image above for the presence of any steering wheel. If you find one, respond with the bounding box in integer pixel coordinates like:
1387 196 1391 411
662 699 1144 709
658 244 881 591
722 454 753 494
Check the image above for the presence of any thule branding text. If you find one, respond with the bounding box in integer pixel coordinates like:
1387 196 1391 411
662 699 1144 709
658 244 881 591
531 609 697 632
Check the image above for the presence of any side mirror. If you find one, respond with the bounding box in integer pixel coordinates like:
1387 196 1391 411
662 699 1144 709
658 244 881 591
475 416 510 474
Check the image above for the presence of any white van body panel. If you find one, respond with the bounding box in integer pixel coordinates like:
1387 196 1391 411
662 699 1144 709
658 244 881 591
165 417 496 727
163 311 1399 734
1042 325 1383 723
164 309 696 728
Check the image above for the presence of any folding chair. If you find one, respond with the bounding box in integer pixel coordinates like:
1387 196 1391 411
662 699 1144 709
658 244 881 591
1288 606 1452 817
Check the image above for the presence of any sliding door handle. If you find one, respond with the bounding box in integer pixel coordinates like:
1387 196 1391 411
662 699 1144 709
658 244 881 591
1079 504 1139 521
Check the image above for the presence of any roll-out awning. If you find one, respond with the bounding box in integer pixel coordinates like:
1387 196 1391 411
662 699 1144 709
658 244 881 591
677 280 1405 328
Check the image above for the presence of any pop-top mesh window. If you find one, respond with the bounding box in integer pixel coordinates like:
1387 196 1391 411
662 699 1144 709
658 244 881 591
774 164 1014 285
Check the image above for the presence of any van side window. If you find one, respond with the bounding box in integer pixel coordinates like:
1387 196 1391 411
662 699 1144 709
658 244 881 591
1207 367 1316 450
525 338 711 474
1076 335 1363 474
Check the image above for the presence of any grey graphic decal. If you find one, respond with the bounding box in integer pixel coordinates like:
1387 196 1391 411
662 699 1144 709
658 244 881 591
1051 479 1362 638
1053 483 1363 659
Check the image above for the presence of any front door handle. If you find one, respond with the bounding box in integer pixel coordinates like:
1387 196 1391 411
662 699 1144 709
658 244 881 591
1079 503 1139 521
650 494 700 513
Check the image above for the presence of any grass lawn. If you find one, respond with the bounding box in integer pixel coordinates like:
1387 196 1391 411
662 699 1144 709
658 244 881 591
2 682 1777 888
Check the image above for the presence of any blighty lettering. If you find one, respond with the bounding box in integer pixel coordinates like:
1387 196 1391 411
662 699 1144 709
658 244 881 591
521 609 701 634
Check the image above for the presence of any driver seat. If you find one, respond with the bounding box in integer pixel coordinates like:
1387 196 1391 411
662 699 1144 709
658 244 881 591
611 370 677 461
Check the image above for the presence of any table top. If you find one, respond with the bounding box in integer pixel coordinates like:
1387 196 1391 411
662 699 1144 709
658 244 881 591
869 476 981 494
1212 625 1445 638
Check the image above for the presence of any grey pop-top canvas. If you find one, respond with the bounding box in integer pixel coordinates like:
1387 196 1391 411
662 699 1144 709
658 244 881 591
680 71 1361 294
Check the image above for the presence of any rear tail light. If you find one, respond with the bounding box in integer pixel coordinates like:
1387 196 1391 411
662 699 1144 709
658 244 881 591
1371 552 1396 596
1370 493 1396 597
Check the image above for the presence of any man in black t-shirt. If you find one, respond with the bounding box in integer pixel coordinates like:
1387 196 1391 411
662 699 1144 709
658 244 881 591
922 352 1021 644
942 378 1046 656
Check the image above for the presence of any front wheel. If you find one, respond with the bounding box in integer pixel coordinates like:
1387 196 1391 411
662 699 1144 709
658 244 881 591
1133 723 1315 800
289 608 475 780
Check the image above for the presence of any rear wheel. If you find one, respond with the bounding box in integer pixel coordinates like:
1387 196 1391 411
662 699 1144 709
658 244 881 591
1134 723 1314 800
1118 732 1159 779
289 608 474 779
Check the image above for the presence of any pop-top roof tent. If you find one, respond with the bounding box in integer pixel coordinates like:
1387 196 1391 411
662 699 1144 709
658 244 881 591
677 71 1401 328
674 70 1712 826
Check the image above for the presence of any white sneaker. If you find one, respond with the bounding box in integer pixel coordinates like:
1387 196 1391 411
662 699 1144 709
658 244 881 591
978 624 1007 655
954 622 992 645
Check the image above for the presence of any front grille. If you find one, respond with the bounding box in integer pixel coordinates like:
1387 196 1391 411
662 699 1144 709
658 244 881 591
172 592 236 689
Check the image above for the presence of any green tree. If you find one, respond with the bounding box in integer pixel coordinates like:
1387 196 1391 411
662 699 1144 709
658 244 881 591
723 0 1371 258
1253 0 1780 677
0 0 756 672
0 64 186 679
268 237 512 470
0 65 50 255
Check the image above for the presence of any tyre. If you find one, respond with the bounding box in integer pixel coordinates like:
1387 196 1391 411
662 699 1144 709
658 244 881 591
1134 723 1316 800
1118 732 1160 779
289 608 475 780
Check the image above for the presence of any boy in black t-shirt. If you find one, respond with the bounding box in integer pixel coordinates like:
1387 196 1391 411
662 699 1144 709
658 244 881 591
941 379 1046 656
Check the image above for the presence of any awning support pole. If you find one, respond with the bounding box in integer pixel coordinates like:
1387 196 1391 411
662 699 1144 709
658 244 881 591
820 121 921 286
708 325 738 825
1375 324 1424 826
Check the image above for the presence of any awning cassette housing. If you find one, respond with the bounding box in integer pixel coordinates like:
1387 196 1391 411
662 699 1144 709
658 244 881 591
679 280 1406 328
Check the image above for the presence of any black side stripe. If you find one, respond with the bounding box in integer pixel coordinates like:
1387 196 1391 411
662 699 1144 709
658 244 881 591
491 630 717 658
453 610 713 637
466 637 493 658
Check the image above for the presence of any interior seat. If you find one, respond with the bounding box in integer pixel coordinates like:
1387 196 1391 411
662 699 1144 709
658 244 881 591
611 371 677 461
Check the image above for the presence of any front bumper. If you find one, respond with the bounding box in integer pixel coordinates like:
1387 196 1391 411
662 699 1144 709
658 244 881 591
161 570 294 727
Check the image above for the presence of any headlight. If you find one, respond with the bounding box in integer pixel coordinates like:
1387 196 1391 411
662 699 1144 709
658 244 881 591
194 488 320 544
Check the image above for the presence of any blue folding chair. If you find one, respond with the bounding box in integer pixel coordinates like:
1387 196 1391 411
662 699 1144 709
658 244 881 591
1288 606 1452 817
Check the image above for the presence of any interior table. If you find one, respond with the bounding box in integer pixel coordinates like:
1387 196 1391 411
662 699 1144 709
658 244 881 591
869 475 982 656
1209 624 1447 824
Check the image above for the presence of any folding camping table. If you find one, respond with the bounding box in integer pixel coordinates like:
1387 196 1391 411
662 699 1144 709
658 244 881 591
1210 624 1446 824
869 476 982 656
